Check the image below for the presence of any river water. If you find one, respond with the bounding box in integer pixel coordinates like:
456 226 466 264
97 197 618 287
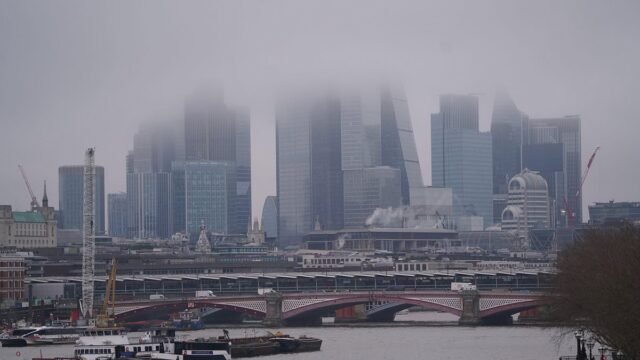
1 313 575 360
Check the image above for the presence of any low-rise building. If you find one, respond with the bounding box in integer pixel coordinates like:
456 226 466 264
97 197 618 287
0 250 26 302
0 200 57 249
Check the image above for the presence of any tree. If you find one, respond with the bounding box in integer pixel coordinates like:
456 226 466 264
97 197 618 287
548 225 640 359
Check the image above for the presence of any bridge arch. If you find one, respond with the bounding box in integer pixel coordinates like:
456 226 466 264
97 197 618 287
114 299 266 322
282 293 463 321
479 298 548 319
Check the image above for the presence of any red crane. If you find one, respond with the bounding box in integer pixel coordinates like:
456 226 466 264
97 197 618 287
18 164 40 210
563 146 600 227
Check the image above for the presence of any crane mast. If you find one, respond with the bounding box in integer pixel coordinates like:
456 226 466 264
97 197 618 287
564 146 600 227
80 148 96 321
18 165 40 210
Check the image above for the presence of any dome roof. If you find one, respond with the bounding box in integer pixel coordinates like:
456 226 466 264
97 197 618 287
501 205 522 221
509 169 548 191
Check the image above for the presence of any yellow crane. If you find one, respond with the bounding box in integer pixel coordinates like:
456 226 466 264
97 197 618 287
96 258 117 328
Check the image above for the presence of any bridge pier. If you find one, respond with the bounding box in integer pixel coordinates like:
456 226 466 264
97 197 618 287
262 292 283 327
458 290 481 326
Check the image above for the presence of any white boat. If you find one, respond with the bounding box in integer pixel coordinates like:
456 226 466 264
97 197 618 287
73 327 178 360
0 324 90 347
149 339 232 360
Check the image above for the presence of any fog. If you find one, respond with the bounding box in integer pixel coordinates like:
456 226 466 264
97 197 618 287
1 0 639 220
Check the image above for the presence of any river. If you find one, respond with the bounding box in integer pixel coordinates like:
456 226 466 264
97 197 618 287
1 313 575 360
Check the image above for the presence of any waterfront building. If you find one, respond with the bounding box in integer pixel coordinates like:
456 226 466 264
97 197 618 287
107 193 127 238
304 227 458 252
431 94 493 228
261 196 278 243
58 165 105 234
0 250 26 302
0 195 57 249
588 201 640 225
501 170 550 245
524 115 581 226
276 84 423 245
184 89 251 235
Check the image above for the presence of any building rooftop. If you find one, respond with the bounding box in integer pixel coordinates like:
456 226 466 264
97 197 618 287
13 211 45 223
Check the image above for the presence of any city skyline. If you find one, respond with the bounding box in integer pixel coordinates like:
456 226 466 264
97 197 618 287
1 1 639 222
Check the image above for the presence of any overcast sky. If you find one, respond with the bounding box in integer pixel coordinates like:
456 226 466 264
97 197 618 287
1 0 639 222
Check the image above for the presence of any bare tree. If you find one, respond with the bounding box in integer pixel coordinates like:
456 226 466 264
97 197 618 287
548 225 640 359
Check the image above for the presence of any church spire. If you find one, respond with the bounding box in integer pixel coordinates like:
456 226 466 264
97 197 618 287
42 181 49 208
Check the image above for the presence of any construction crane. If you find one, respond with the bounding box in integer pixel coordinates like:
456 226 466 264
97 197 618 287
18 165 40 210
96 258 117 328
80 148 96 322
563 146 600 227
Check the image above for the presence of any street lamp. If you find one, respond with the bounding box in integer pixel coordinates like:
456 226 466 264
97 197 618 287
575 331 583 360
599 347 606 360
586 338 595 360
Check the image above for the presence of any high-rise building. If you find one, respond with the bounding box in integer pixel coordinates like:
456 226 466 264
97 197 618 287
107 192 127 238
276 85 422 244
261 196 278 242
127 172 171 239
183 89 251 234
501 170 550 244
343 167 402 228
183 161 235 238
491 91 525 195
524 116 581 226
126 122 180 239
431 94 493 228
58 165 105 234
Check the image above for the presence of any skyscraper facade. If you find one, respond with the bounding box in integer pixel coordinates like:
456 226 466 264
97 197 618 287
501 170 550 240
183 161 235 237
107 192 127 238
58 165 105 234
491 92 525 195
126 172 171 239
183 89 251 234
261 196 278 242
431 94 493 228
276 85 422 244
524 116 581 226
126 122 179 239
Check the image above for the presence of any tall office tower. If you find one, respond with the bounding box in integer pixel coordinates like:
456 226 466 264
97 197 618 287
107 192 127 237
183 89 251 234
431 94 493 228
126 122 180 239
524 116 581 226
180 161 235 238
261 196 278 242
491 91 525 194
58 165 105 234
343 167 402 228
276 85 422 244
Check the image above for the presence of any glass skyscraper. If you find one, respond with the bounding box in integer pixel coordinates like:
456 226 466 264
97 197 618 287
261 196 278 241
524 116 581 226
107 192 127 238
183 89 251 234
127 122 180 239
58 165 105 235
276 84 422 244
491 91 525 195
183 161 235 238
431 94 493 228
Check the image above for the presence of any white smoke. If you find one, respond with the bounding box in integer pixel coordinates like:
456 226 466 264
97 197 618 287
365 206 447 229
